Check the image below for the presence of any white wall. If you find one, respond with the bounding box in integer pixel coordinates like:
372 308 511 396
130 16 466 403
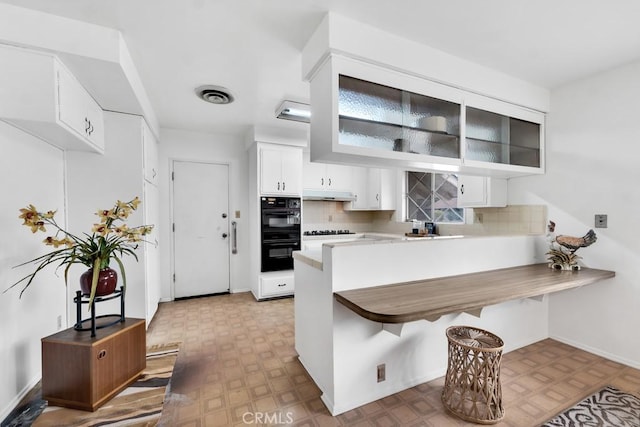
0 123 67 420
158 128 250 299
509 60 640 368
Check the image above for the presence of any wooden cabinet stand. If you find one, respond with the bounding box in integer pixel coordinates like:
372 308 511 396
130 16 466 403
41 318 146 411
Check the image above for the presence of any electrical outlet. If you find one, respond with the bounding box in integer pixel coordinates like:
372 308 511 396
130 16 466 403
57 315 62 330
328 214 333 222
595 214 607 228
235 210 241 218
377 364 386 382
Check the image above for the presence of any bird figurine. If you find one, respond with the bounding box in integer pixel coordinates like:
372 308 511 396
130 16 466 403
546 221 597 270
555 229 597 253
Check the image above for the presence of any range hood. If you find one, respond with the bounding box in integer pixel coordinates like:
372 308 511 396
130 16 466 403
302 189 356 201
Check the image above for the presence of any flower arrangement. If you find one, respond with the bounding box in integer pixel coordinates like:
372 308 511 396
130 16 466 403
5 196 153 306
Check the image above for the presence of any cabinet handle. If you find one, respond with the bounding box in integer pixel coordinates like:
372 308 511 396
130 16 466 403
88 122 94 135
321 178 324 186
85 117 90 133
97 349 107 360
277 182 280 191
376 193 379 201
152 168 157 178
278 283 286 287
460 184 465 194
282 182 285 191
328 178 332 186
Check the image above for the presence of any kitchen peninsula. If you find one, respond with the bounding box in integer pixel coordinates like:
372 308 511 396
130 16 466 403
293 235 615 415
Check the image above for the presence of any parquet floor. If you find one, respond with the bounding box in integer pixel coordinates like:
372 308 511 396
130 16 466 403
148 292 640 426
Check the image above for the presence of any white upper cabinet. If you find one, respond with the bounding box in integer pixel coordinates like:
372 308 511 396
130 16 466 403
302 151 352 192
457 175 507 208
346 167 396 211
308 54 544 178
0 44 104 153
142 120 159 186
463 95 544 176
260 145 302 196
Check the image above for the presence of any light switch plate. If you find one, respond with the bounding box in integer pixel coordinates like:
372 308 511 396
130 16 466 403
595 214 607 228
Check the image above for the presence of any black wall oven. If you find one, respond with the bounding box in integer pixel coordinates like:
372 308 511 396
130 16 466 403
261 197 301 272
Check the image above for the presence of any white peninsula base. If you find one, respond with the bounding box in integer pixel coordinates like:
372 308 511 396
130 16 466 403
294 235 550 415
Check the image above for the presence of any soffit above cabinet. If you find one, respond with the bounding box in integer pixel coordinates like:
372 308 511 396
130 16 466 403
0 3 159 138
302 12 550 114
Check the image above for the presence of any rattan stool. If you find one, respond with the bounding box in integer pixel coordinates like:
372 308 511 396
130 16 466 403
442 326 505 424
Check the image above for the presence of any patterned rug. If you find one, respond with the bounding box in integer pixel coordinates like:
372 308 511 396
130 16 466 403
4 342 180 427
542 386 640 427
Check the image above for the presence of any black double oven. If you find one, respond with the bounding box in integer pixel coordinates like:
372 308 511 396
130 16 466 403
260 197 301 272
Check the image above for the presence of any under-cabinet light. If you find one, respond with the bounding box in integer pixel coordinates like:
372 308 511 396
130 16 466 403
275 100 311 123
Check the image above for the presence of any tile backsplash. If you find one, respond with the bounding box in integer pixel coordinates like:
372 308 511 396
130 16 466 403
302 201 547 236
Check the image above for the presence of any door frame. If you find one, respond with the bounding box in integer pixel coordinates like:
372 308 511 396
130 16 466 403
169 158 231 300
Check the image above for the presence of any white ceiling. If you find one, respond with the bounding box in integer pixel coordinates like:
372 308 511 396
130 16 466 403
3 0 640 137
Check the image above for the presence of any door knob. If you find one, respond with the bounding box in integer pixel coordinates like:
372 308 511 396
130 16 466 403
222 213 227 218
222 233 228 238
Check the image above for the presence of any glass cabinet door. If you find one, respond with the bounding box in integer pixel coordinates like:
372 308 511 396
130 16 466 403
465 106 541 168
338 75 460 159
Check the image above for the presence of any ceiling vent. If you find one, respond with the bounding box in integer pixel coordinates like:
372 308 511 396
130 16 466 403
195 85 234 104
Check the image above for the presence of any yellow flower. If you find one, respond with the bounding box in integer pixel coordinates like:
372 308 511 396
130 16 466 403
19 205 40 225
140 225 154 235
95 209 117 222
43 236 70 248
42 210 57 219
112 224 129 236
92 223 110 236
29 221 46 233
129 196 141 210
60 237 75 248
116 200 129 209
117 207 131 219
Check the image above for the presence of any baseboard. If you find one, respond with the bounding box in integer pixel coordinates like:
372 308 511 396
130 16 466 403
230 287 251 294
550 334 640 370
0 375 40 424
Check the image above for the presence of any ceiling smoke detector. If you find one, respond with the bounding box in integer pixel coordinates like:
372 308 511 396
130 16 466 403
195 85 234 104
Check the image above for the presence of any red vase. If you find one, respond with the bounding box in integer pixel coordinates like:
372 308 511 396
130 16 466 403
80 267 118 296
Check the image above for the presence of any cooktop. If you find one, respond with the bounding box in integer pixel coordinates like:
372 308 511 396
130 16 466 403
303 230 355 236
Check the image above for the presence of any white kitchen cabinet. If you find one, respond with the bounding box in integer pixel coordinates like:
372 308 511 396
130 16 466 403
303 151 352 191
143 182 161 321
57 63 105 151
65 112 160 325
457 175 507 208
142 120 159 186
463 95 545 175
308 54 544 178
0 43 104 153
260 145 302 196
259 271 294 298
346 167 396 210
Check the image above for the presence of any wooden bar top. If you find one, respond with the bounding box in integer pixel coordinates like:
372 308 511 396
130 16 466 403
334 264 615 324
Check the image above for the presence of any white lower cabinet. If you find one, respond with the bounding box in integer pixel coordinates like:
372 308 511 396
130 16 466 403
258 271 294 299
457 175 507 207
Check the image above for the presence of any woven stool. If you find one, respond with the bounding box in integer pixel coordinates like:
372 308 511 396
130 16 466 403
442 326 505 424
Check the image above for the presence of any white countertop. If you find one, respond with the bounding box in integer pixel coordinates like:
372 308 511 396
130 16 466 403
295 232 464 270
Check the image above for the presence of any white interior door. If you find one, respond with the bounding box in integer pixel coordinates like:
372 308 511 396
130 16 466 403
172 161 230 298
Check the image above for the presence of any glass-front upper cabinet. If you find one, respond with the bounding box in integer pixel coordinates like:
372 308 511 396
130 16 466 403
463 97 544 173
309 54 544 177
338 75 460 159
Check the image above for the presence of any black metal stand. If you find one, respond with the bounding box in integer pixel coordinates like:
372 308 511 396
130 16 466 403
74 286 125 337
